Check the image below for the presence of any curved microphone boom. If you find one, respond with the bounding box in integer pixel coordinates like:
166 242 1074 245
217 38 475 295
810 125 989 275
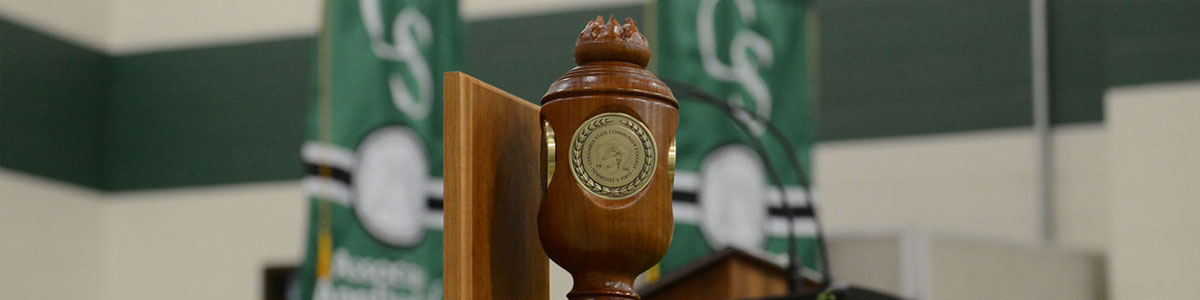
662 78 833 295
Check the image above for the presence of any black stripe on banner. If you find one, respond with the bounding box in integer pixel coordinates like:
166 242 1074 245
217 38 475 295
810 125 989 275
673 191 698 203
427 197 443 211
768 206 814 217
304 163 352 186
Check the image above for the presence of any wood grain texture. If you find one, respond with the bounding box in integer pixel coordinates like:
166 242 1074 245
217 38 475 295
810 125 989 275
538 17 679 300
639 250 788 300
443 71 548 300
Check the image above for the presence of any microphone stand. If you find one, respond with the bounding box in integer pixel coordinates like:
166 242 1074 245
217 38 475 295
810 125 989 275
663 79 833 295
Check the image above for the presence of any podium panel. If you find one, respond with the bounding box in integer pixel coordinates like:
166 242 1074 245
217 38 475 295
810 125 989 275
443 72 548 300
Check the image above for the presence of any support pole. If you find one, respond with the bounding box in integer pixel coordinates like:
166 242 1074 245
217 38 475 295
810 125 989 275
1030 0 1053 244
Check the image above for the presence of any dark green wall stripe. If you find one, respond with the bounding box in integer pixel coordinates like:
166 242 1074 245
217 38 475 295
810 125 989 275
3 1 1200 190
104 39 313 190
1 18 110 187
1049 0 1200 124
815 0 1200 140
1048 0 1108 124
463 6 645 102
816 0 1033 141
1104 1 1200 86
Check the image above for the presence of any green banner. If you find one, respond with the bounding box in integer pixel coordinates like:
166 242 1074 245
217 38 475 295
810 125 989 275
656 0 821 278
294 0 458 299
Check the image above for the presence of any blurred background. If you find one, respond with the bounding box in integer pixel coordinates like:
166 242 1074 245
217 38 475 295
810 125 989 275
2 0 1199 299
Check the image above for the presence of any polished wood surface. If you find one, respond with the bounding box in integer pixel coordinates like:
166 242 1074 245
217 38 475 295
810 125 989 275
639 249 789 300
538 17 679 300
443 72 548 300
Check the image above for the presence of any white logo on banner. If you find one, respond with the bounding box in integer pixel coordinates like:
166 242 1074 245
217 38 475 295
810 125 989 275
354 127 429 247
361 1 435 121
699 145 768 250
315 248 443 300
698 0 774 137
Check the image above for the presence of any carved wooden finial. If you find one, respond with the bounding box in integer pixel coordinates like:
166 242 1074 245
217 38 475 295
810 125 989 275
540 16 679 300
574 16 651 67
543 17 674 107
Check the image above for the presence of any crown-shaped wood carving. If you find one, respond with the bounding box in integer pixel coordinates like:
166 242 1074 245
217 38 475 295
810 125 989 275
574 16 651 67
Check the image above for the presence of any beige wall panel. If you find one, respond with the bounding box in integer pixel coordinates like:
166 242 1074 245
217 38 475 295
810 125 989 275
1107 81 1200 300
0 169 106 300
929 238 1103 300
826 231 1103 300
0 0 645 53
1051 124 1108 252
815 129 1042 244
826 234 903 296
0 0 112 50
463 0 645 20
549 261 572 300
107 0 645 53
109 0 321 54
102 182 306 300
816 126 1110 252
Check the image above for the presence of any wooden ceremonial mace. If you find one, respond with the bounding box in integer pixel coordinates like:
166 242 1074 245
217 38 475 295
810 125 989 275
539 17 679 300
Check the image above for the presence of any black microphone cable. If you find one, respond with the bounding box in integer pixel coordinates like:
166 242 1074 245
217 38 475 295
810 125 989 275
663 78 833 293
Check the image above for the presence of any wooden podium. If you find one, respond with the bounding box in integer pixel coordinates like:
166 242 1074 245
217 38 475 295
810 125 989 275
637 248 790 300
443 72 549 300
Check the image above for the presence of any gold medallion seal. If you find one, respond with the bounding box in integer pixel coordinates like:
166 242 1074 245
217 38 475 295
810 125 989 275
570 112 656 199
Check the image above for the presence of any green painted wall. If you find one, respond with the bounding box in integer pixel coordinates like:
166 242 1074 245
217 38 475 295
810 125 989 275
463 6 644 102
1104 1 1200 86
816 0 1200 140
817 0 1033 140
1 19 110 187
2 2 1199 190
104 39 313 190
1050 0 1200 123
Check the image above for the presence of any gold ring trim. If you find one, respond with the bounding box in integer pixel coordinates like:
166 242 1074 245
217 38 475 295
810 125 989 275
544 120 556 188
668 139 676 187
